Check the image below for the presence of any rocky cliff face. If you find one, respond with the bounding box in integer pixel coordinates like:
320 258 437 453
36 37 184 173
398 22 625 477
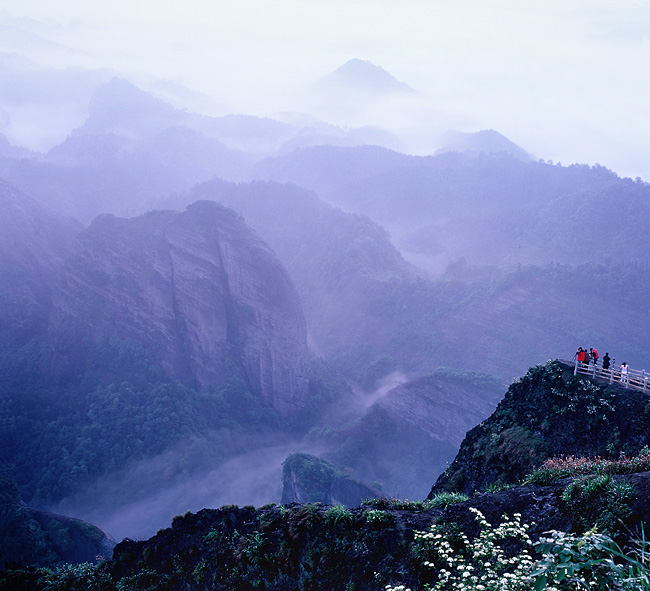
306 369 504 500
0 180 81 359
48 201 312 413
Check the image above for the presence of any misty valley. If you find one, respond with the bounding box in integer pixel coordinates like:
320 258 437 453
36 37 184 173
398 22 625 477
3 67 650 590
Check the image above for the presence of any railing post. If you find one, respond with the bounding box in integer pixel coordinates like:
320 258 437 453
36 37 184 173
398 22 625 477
574 361 577 376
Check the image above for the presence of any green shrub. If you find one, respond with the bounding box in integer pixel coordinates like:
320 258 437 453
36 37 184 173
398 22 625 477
484 481 516 493
323 504 354 527
427 491 469 509
363 509 392 525
282 453 339 502
361 493 468 511
560 474 633 535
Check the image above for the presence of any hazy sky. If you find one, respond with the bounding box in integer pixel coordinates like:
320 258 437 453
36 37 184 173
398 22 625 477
1 1 649 178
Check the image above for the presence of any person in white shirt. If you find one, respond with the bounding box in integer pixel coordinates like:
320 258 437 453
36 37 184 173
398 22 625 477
620 362 629 384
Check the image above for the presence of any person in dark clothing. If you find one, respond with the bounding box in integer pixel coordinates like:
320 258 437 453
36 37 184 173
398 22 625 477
602 352 610 371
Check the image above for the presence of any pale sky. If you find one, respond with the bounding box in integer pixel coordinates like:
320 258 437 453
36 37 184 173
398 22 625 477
1 1 650 179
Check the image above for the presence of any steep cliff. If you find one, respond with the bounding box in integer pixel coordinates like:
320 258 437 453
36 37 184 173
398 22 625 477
430 360 650 495
48 201 312 413
300 369 504 500
0 180 81 397
179 179 427 386
375 371 504 448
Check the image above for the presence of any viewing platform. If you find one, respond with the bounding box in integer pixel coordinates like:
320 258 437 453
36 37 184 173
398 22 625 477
572 359 650 393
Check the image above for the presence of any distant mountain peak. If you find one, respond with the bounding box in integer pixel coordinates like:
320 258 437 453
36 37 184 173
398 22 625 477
436 129 533 161
320 59 415 94
79 77 187 137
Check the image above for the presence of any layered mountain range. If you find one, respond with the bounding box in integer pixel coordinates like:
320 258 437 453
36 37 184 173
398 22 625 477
1 68 649 550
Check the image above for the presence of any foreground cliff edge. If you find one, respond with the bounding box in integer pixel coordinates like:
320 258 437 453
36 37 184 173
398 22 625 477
4 360 650 590
5 471 650 590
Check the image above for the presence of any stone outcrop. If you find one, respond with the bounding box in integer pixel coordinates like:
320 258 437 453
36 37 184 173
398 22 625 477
281 453 381 506
48 201 312 413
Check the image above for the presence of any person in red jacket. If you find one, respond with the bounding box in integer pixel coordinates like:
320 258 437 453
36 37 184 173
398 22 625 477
577 347 586 366
590 348 599 365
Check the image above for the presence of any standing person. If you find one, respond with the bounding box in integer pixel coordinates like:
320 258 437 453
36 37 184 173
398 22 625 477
582 347 590 367
576 348 586 367
602 352 610 371
590 348 599 365
620 362 629 384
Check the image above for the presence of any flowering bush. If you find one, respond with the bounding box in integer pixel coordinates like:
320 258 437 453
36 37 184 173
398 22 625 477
386 509 650 591
526 448 650 485
532 529 623 590
364 509 392 525
387 508 536 591
532 528 650 590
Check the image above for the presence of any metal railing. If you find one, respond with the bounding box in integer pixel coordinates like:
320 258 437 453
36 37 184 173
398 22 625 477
574 360 650 393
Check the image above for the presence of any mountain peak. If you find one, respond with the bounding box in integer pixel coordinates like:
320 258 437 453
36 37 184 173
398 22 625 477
320 59 414 94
